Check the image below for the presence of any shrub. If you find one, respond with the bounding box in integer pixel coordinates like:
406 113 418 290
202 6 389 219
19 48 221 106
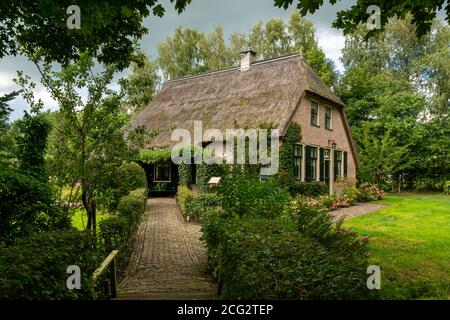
443 181 450 195
0 230 99 300
117 188 147 232
358 183 385 201
413 179 445 192
196 162 223 192
186 193 222 221
219 175 291 218
341 186 360 205
210 217 372 299
290 181 329 197
98 188 147 261
176 186 195 219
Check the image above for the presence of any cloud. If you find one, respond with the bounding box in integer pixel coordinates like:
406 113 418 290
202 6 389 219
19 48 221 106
316 28 346 72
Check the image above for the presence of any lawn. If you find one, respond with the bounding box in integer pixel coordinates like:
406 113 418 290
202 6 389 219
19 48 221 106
72 208 108 231
344 193 450 299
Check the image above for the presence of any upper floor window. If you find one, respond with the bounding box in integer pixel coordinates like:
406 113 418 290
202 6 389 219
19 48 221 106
311 101 319 126
325 106 332 130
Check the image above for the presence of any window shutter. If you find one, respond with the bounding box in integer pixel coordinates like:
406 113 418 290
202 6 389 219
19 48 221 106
344 151 348 177
334 150 339 180
305 146 312 182
319 148 325 182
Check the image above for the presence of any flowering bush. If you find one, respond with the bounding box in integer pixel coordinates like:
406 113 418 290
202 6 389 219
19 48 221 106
341 187 360 205
358 183 385 201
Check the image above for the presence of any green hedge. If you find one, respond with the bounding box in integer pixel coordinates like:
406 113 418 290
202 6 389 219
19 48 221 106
219 175 291 218
0 230 99 300
176 186 221 221
99 188 147 261
202 213 373 300
290 181 329 197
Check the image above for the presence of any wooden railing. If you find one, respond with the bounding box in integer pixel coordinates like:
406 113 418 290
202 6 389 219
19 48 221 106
91 250 119 299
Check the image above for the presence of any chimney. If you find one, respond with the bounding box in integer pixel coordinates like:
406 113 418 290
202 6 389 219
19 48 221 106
240 49 257 71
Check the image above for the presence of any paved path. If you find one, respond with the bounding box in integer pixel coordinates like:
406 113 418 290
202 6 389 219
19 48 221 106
330 202 387 222
117 198 217 300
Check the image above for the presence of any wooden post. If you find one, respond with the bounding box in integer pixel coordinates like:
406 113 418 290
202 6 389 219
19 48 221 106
110 256 117 298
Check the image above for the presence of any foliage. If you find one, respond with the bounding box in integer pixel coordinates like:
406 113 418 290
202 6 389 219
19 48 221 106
444 181 450 194
138 149 171 164
176 186 195 220
202 215 372 299
290 181 329 197
98 188 147 261
196 162 223 192
0 91 19 162
278 122 302 189
0 0 192 68
219 175 291 219
98 162 147 211
26 54 135 234
357 183 386 202
413 179 446 192
274 0 449 38
158 13 337 85
0 230 99 300
178 163 193 187
119 51 160 114
341 187 360 206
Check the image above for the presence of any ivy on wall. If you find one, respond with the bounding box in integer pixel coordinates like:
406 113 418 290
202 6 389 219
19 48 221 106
138 149 172 164
278 122 302 189
178 162 192 187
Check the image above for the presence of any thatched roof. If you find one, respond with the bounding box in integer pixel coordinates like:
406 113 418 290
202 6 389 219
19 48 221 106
131 53 345 149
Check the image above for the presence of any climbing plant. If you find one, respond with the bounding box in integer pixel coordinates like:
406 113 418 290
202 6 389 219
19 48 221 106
278 123 302 189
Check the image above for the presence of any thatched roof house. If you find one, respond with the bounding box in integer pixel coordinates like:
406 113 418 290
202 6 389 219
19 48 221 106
132 50 358 195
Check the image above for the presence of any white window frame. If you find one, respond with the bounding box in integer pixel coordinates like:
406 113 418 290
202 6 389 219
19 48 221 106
154 163 172 183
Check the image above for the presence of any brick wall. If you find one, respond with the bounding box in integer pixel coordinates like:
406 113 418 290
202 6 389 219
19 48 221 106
290 92 357 193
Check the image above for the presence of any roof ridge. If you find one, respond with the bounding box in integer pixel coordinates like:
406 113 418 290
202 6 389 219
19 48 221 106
165 53 303 84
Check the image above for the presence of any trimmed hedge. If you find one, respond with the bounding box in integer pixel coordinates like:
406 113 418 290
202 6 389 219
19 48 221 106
0 230 99 300
290 181 329 197
98 188 147 261
176 186 195 219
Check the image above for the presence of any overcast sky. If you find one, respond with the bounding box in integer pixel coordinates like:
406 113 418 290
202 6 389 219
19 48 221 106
0 0 439 121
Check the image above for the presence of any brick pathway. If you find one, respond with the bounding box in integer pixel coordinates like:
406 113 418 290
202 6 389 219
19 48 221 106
330 202 387 222
117 198 217 300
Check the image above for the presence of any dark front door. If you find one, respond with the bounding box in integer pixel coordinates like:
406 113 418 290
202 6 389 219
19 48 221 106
325 159 331 186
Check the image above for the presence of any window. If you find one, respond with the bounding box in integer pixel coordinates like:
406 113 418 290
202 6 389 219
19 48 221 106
293 144 303 180
334 151 342 180
325 106 332 130
305 146 318 181
311 101 319 126
154 163 171 182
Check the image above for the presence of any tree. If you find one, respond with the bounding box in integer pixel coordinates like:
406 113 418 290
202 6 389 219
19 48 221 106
0 0 192 68
158 13 337 86
273 0 449 38
0 91 19 162
120 52 160 114
157 26 234 80
17 54 136 235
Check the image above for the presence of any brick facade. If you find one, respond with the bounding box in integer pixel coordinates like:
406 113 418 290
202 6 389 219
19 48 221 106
290 92 357 194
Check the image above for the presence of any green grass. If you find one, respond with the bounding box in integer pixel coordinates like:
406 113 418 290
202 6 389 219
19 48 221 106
344 193 450 299
71 208 108 231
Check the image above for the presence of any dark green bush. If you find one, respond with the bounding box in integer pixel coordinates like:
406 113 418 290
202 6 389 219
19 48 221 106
0 230 99 300
0 164 71 243
196 162 223 192
207 217 372 300
219 175 291 218
290 181 329 197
